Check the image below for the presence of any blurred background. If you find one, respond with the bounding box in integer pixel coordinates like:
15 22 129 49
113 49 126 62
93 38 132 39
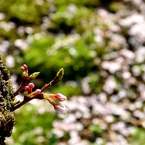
1 0 145 144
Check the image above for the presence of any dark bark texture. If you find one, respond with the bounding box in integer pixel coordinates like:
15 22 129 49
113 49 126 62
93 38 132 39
0 56 15 145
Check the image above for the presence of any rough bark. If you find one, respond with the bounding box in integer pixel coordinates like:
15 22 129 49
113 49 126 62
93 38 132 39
0 56 15 145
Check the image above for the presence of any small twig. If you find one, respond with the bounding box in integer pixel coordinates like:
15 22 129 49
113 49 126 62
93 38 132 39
12 67 65 111
12 98 31 111
13 83 25 97
12 93 43 111
41 76 60 92
41 68 64 92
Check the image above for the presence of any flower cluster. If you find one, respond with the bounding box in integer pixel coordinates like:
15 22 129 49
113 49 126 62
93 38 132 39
12 64 68 114
43 93 68 114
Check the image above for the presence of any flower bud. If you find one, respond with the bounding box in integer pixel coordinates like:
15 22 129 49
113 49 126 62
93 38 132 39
34 89 42 95
24 83 35 94
43 93 67 102
29 72 40 80
28 89 41 98
53 104 68 114
24 86 29 91
28 83 35 89
52 93 67 101
56 68 64 80
21 71 28 79
21 64 28 72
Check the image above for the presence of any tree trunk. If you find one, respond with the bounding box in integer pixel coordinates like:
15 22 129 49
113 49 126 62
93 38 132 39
0 56 15 145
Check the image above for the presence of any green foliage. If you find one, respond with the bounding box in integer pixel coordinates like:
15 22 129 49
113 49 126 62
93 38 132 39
89 124 104 135
0 0 50 41
24 35 95 77
0 0 50 24
49 5 95 33
130 128 145 145
22 33 99 96
51 82 81 98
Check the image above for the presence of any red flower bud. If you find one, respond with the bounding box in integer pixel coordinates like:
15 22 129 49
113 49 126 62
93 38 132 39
43 93 67 102
28 83 35 89
21 64 28 72
28 89 41 98
24 83 35 94
53 93 67 101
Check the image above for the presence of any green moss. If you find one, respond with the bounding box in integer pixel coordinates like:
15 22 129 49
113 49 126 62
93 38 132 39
0 56 15 143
